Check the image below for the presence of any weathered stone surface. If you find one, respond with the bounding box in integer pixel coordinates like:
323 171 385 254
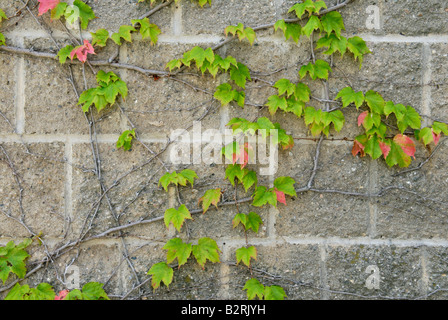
182 0 277 35
326 245 423 299
0 53 16 134
0 142 66 238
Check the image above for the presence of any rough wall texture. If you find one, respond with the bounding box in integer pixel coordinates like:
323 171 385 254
0 0 447 300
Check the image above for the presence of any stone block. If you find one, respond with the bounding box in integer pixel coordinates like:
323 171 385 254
326 244 423 299
0 142 66 238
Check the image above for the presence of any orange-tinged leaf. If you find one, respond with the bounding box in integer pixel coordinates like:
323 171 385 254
394 134 416 158
198 189 222 213
352 140 365 157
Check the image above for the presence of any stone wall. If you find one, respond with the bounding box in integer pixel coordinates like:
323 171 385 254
0 0 447 300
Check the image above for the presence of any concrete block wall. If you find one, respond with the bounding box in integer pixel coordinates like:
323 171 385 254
0 0 447 299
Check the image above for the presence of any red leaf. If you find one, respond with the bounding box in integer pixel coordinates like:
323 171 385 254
274 188 286 205
432 129 441 146
37 0 60 16
379 141 391 159
394 134 416 158
352 140 365 157
232 143 252 168
70 40 96 63
358 111 369 127
55 289 69 300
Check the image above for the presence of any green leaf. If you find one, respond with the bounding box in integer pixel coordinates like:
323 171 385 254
80 282 109 300
111 25 136 45
116 129 136 151
243 278 265 300
364 134 383 160
230 62 251 89
302 15 323 38
384 101 406 121
266 95 288 116
91 29 109 47
73 0 96 29
396 106 421 133
320 11 345 37
192 237 221 268
432 122 448 135
273 176 297 197
51 2 68 20
241 170 258 192
166 59 183 72
322 110 345 132
335 87 364 109
252 186 277 208
274 20 302 43
0 9 7 22
131 18 161 45
236 246 257 267
147 262 174 290
225 23 257 45
57 45 74 64
0 239 31 284
182 46 215 69
347 36 371 68
299 59 332 81
198 189 222 213
288 0 327 19
5 283 55 300
225 164 246 186
365 90 385 115
179 169 198 187
264 285 287 300
232 212 263 233
163 238 192 268
274 79 296 97
164 205 193 232
0 33 5 46
214 83 245 107
316 33 347 56
294 83 311 102
415 127 433 146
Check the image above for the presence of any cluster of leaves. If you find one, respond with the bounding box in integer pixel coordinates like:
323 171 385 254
0 240 109 300
158 169 199 191
148 236 221 290
336 87 448 167
275 0 371 68
225 117 294 151
243 278 287 300
148 170 222 290
5 282 109 300
225 23 256 45
78 70 128 113
38 0 95 29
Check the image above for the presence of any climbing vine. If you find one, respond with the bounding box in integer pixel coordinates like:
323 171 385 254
0 0 446 301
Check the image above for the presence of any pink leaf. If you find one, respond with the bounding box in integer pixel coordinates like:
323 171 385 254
379 141 391 159
274 188 286 206
394 134 416 158
55 289 69 300
37 0 60 16
432 129 441 146
358 111 369 127
70 40 96 63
